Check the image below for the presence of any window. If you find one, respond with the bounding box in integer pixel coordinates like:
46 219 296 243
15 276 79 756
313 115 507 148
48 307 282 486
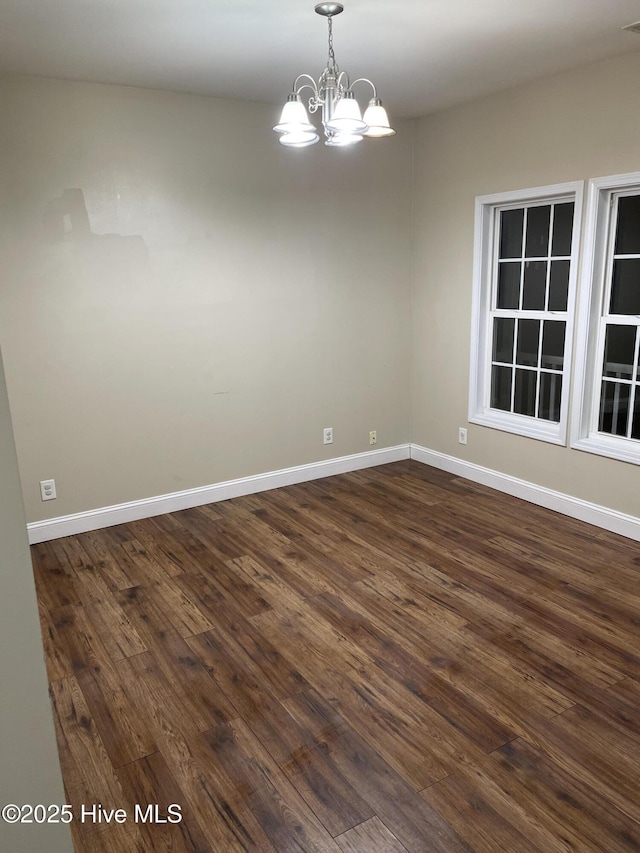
572 173 640 464
469 183 583 444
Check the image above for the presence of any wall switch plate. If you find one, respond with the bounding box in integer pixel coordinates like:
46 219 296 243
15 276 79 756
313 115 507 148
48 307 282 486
40 479 57 501
369 430 377 446
323 427 333 445
458 427 468 445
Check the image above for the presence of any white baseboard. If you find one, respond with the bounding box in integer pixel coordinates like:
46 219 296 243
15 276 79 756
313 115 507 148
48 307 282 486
410 443 640 542
28 441 639 545
27 444 411 544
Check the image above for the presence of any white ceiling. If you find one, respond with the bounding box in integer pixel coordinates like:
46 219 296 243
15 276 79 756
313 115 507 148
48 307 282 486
1 1 640 118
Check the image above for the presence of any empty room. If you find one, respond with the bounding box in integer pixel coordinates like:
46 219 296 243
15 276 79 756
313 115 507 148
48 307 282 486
2 1 640 851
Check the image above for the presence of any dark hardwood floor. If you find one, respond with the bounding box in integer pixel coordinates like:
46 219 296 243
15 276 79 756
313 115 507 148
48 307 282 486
31 460 640 852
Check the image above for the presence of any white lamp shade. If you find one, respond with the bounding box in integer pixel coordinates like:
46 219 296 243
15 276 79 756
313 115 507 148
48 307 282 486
279 130 320 148
324 132 364 147
362 102 396 137
325 95 367 134
274 98 315 133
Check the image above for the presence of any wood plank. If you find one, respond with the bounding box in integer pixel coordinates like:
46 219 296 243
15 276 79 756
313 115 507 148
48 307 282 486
188 631 372 836
37 598 73 682
305 586 573 733
203 718 343 851
116 750 212 852
283 690 473 853
582 677 640 739
398 560 626 692
352 568 469 634
210 498 342 596
49 676 128 844
124 518 198 576
226 553 312 615
216 557 275 615
120 538 178 584
521 703 640 824
185 580 307 698
77 529 145 590
421 772 542 853
251 605 485 790
186 629 306 726
31 541 81 610
148 579 216 638
53 605 156 767
336 817 409 853
464 616 625 705
50 535 114 606
173 507 247 564
48 537 149 661
84 597 148 662
118 653 277 851
118 585 236 729
453 738 640 852
309 592 517 753
243 490 378 588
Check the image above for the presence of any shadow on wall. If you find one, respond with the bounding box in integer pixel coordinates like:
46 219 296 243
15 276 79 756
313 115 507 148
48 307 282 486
41 188 148 267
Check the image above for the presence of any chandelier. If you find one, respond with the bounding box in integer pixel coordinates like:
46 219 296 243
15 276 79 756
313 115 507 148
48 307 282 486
274 3 396 148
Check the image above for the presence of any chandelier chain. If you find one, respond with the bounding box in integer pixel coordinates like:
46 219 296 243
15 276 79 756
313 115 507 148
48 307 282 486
327 17 338 74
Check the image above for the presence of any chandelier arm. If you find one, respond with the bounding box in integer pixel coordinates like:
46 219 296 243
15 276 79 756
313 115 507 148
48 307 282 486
293 74 320 98
349 77 378 98
336 70 350 93
296 83 323 111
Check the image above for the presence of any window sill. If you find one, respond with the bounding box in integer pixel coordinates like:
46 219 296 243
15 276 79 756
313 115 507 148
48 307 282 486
470 410 566 445
571 434 640 466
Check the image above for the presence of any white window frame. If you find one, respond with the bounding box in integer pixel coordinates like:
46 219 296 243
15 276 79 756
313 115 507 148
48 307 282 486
469 182 584 445
571 172 640 465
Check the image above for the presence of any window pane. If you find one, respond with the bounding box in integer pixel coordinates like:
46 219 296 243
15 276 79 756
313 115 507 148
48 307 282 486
492 318 515 364
514 369 537 417
491 365 512 411
548 260 570 311
541 321 566 370
610 259 640 315
538 372 562 422
497 262 521 309
615 195 640 256
516 319 540 367
603 325 636 380
500 209 524 259
551 203 574 257
525 205 550 257
599 381 630 436
522 261 547 310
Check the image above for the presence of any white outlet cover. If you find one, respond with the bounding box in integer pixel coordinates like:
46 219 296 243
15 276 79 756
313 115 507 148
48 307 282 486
40 478 57 501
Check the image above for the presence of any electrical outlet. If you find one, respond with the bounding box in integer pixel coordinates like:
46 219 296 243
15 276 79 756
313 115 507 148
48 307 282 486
40 479 57 501
369 430 377 446
323 427 333 445
458 427 468 445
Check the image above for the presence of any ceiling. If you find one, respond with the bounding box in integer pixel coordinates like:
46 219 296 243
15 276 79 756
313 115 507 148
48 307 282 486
1 1 640 118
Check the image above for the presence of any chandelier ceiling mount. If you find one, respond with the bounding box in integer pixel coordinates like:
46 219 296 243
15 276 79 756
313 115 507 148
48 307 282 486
314 3 344 16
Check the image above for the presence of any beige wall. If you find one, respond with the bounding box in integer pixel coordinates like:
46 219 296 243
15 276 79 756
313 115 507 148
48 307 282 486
0 74 412 522
412 50 640 517
2 52 640 527
0 348 73 852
